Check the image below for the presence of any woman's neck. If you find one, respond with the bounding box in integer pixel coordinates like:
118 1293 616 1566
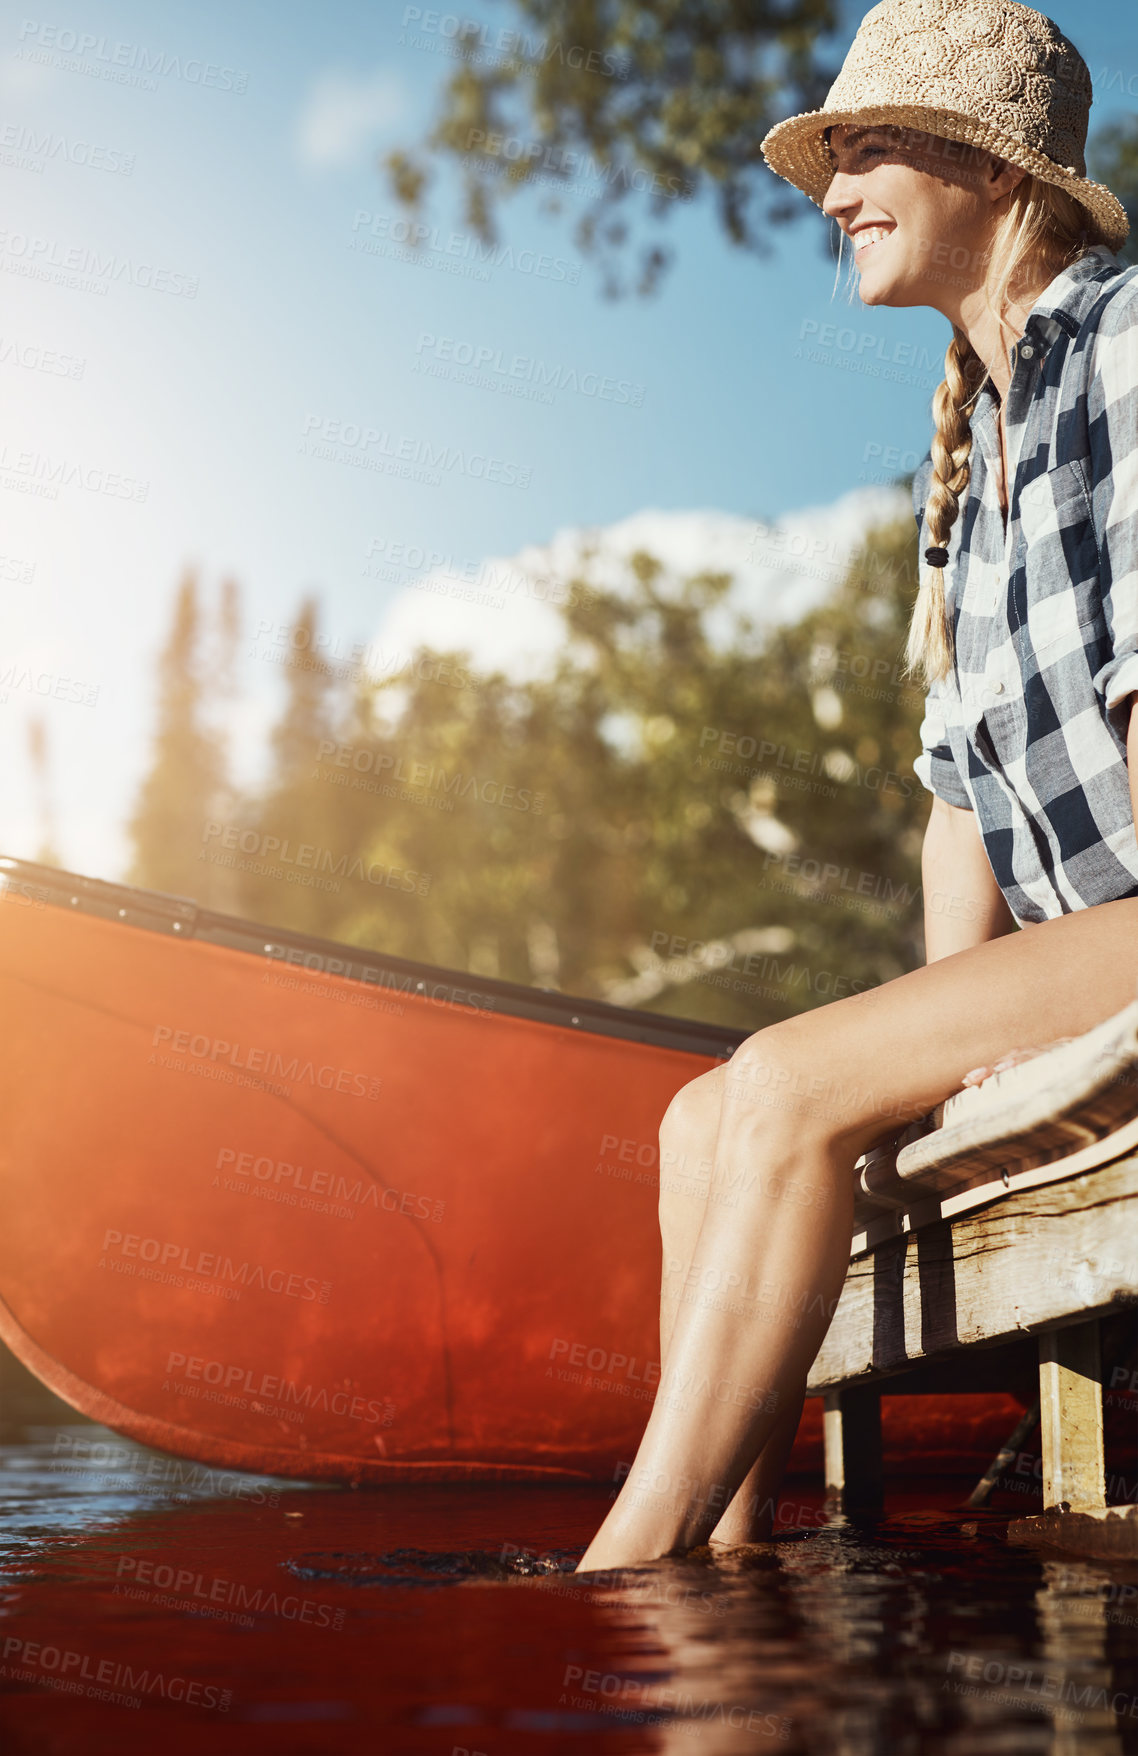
945 257 1064 402
953 288 1034 403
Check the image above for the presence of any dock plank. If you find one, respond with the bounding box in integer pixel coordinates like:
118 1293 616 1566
808 1155 1138 1392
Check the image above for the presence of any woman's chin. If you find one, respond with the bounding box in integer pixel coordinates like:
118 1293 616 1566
857 258 926 310
855 268 892 307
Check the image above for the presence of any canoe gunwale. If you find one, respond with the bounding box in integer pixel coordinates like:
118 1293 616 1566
0 853 748 1060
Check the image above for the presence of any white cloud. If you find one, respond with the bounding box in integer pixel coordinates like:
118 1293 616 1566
372 484 914 682
295 67 407 168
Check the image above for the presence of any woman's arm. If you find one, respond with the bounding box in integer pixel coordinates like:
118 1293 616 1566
929 700 1138 1087
921 794 1018 963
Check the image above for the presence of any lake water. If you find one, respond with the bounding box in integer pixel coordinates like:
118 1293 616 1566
2 1415 1137 1755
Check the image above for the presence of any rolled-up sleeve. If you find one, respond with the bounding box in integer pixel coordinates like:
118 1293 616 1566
910 456 973 808
1088 277 1138 745
914 671 973 807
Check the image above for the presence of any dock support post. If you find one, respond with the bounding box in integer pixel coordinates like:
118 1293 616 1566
823 1384 883 1512
1038 1321 1105 1512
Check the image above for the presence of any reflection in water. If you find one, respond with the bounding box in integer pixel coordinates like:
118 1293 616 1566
1032 1557 1134 1756
537 1515 1138 1752
1 1424 1135 1752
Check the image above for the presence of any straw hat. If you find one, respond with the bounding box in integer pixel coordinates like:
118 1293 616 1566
760 0 1129 250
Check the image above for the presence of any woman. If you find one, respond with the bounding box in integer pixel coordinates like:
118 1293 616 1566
578 0 1138 1573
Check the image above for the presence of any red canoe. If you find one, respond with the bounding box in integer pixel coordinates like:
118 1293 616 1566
0 855 1024 1486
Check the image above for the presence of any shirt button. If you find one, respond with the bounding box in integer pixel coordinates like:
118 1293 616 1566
1020 344 1034 359
991 680 1005 694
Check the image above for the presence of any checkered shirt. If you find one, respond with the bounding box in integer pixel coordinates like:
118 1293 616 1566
913 245 1138 926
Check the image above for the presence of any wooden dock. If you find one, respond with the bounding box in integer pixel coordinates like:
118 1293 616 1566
809 1006 1138 1555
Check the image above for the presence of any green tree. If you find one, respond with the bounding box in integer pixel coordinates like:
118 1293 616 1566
254 511 930 1026
129 513 930 1027
733 516 929 1005
232 596 345 936
128 572 239 905
530 515 929 1023
386 0 840 295
25 718 61 868
1090 117 1138 267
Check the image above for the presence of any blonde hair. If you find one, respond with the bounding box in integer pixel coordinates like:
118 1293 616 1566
905 173 1105 684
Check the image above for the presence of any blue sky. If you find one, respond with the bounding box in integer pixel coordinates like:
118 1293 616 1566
2 0 1137 878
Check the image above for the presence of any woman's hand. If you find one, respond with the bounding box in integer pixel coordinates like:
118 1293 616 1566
960 1037 1077 1087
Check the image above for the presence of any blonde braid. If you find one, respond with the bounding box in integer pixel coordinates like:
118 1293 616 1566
903 171 1101 686
905 331 983 685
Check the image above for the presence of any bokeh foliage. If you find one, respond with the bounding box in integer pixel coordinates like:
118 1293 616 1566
386 0 841 294
1090 117 1138 268
130 511 931 1028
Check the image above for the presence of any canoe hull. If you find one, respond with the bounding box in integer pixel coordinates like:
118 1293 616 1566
0 871 735 1481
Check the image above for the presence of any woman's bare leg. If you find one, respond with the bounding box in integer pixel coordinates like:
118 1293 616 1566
655 1070 806 1544
578 898 1138 1572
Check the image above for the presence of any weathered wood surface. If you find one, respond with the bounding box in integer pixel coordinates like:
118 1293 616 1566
850 1000 1138 1244
937 1001 1138 1132
853 1115 1138 1247
823 1385 883 1511
1007 1504 1138 1558
1039 1322 1106 1511
809 1156 1138 1392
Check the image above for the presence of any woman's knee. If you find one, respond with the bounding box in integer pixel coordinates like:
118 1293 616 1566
658 1066 723 1222
660 1063 725 1145
721 1021 837 1138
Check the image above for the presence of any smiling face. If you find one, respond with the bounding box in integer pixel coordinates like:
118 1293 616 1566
822 124 1025 314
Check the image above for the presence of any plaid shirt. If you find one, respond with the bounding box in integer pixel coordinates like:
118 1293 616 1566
913 245 1138 926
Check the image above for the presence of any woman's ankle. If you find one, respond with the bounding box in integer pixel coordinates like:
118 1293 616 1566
708 1492 776 1546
